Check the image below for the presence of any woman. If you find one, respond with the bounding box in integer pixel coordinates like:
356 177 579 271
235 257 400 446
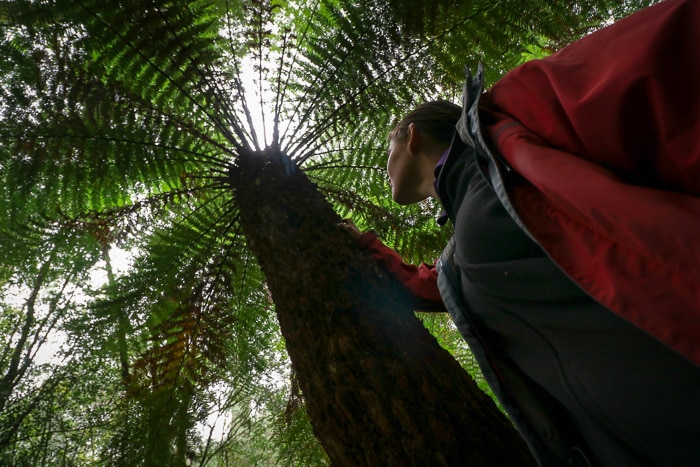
341 1 700 465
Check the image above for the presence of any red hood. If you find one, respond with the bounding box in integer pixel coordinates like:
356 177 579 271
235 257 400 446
481 0 700 365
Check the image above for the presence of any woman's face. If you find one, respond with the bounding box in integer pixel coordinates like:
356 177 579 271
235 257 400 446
386 136 427 205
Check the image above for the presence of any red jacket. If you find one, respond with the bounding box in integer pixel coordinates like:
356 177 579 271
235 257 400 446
367 0 700 365
358 231 443 312
482 0 700 365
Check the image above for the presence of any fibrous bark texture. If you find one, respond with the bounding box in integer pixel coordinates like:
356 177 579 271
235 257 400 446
231 150 534 466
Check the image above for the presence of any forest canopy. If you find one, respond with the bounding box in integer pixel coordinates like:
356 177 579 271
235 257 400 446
0 0 656 464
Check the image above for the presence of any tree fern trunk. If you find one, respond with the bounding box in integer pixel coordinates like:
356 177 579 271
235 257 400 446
231 150 534 466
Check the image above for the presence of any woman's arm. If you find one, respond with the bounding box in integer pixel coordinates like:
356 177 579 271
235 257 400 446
339 220 445 312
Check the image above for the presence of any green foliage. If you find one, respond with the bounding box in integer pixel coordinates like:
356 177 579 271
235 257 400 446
0 0 657 463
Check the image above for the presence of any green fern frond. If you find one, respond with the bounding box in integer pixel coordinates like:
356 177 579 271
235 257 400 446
0 0 659 462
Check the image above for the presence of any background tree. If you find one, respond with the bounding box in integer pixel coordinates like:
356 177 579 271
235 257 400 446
0 0 656 464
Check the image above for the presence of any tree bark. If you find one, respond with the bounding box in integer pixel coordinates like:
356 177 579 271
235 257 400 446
231 150 534 466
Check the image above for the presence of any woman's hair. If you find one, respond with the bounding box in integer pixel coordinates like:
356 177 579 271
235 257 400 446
389 100 462 148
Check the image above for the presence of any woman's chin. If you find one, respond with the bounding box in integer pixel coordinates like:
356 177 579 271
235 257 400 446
392 191 421 206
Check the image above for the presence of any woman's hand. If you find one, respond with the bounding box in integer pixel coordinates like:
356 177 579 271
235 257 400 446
338 218 363 240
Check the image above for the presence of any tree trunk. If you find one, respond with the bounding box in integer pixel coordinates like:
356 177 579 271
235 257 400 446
231 150 535 466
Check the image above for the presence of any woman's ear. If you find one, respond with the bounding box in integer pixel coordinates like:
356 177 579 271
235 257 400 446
406 122 422 155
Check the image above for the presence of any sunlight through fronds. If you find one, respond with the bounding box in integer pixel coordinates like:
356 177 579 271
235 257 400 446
0 0 656 463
